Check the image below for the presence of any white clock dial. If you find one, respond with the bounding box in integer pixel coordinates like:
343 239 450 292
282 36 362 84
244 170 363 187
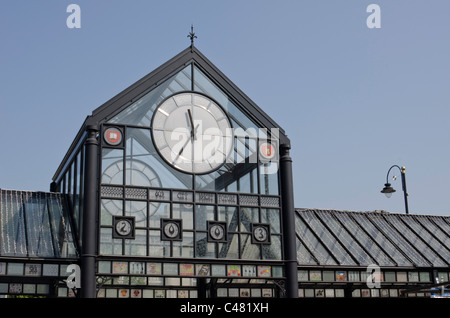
152 92 233 174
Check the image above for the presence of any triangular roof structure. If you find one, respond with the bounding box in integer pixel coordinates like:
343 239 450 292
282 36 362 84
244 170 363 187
53 46 289 181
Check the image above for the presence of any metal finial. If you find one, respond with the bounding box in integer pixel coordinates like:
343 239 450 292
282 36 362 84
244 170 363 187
187 25 197 47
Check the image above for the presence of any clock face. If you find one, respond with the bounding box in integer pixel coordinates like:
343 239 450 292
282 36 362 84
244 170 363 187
152 92 233 174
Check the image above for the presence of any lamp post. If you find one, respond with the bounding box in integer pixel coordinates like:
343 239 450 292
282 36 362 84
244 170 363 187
380 165 409 214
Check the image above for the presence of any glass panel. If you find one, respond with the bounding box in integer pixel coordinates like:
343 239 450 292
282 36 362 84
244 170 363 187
387 216 447 267
109 65 192 126
299 212 356 266
368 214 431 267
125 229 147 256
262 235 282 260
296 240 318 265
178 232 194 257
100 228 122 255
351 213 413 267
196 232 214 258
101 148 124 185
415 216 450 251
149 202 170 228
295 213 337 266
125 128 192 189
47 193 78 258
194 66 259 133
23 192 54 257
125 201 147 227
261 208 281 233
240 207 259 232
218 206 239 232
149 230 169 257
402 216 450 266
173 203 193 230
218 232 239 259
195 205 215 231
101 199 122 226
259 163 279 195
316 211 375 266
336 212 395 266
241 234 260 259
0 190 27 256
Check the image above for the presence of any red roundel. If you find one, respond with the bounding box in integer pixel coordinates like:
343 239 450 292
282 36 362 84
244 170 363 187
104 127 122 146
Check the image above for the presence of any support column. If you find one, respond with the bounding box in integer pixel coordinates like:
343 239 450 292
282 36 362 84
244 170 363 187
280 142 298 298
80 124 99 298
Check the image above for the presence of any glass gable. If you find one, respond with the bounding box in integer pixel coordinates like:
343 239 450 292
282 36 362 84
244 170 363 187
99 62 282 262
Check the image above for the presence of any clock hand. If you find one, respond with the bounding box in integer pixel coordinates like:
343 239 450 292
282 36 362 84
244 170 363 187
187 109 196 140
173 135 191 164
193 123 200 137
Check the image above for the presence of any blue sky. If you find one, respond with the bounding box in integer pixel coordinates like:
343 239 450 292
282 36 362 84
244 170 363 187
1 0 449 216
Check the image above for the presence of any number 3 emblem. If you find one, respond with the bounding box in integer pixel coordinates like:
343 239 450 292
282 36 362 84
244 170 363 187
251 224 271 244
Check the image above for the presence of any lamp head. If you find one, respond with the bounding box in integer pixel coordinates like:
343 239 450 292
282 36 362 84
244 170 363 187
381 183 396 198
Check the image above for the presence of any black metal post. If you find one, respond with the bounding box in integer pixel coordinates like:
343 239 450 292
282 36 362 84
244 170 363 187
80 124 99 298
279 142 298 298
400 166 409 214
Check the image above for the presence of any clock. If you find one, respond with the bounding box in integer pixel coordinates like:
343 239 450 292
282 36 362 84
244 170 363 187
251 224 271 244
208 221 227 242
151 92 233 174
113 216 135 239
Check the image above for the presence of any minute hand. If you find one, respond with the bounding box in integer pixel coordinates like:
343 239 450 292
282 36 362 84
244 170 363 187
187 109 196 140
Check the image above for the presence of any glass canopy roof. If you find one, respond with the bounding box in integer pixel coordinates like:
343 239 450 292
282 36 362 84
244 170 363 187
295 209 450 268
0 189 78 258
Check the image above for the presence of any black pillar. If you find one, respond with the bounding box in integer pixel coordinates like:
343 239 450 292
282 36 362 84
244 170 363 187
280 142 298 298
80 124 99 298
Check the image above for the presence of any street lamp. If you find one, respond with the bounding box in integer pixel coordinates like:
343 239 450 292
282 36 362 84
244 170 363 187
381 165 409 214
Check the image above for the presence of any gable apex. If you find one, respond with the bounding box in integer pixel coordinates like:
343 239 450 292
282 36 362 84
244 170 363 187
88 46 288 143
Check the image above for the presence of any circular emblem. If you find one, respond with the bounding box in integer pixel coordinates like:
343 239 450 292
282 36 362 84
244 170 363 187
104 127 123 146
253 225 269 243
259 142 275 160
163 222 180 239
115 219 132 236
209 224 225 241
